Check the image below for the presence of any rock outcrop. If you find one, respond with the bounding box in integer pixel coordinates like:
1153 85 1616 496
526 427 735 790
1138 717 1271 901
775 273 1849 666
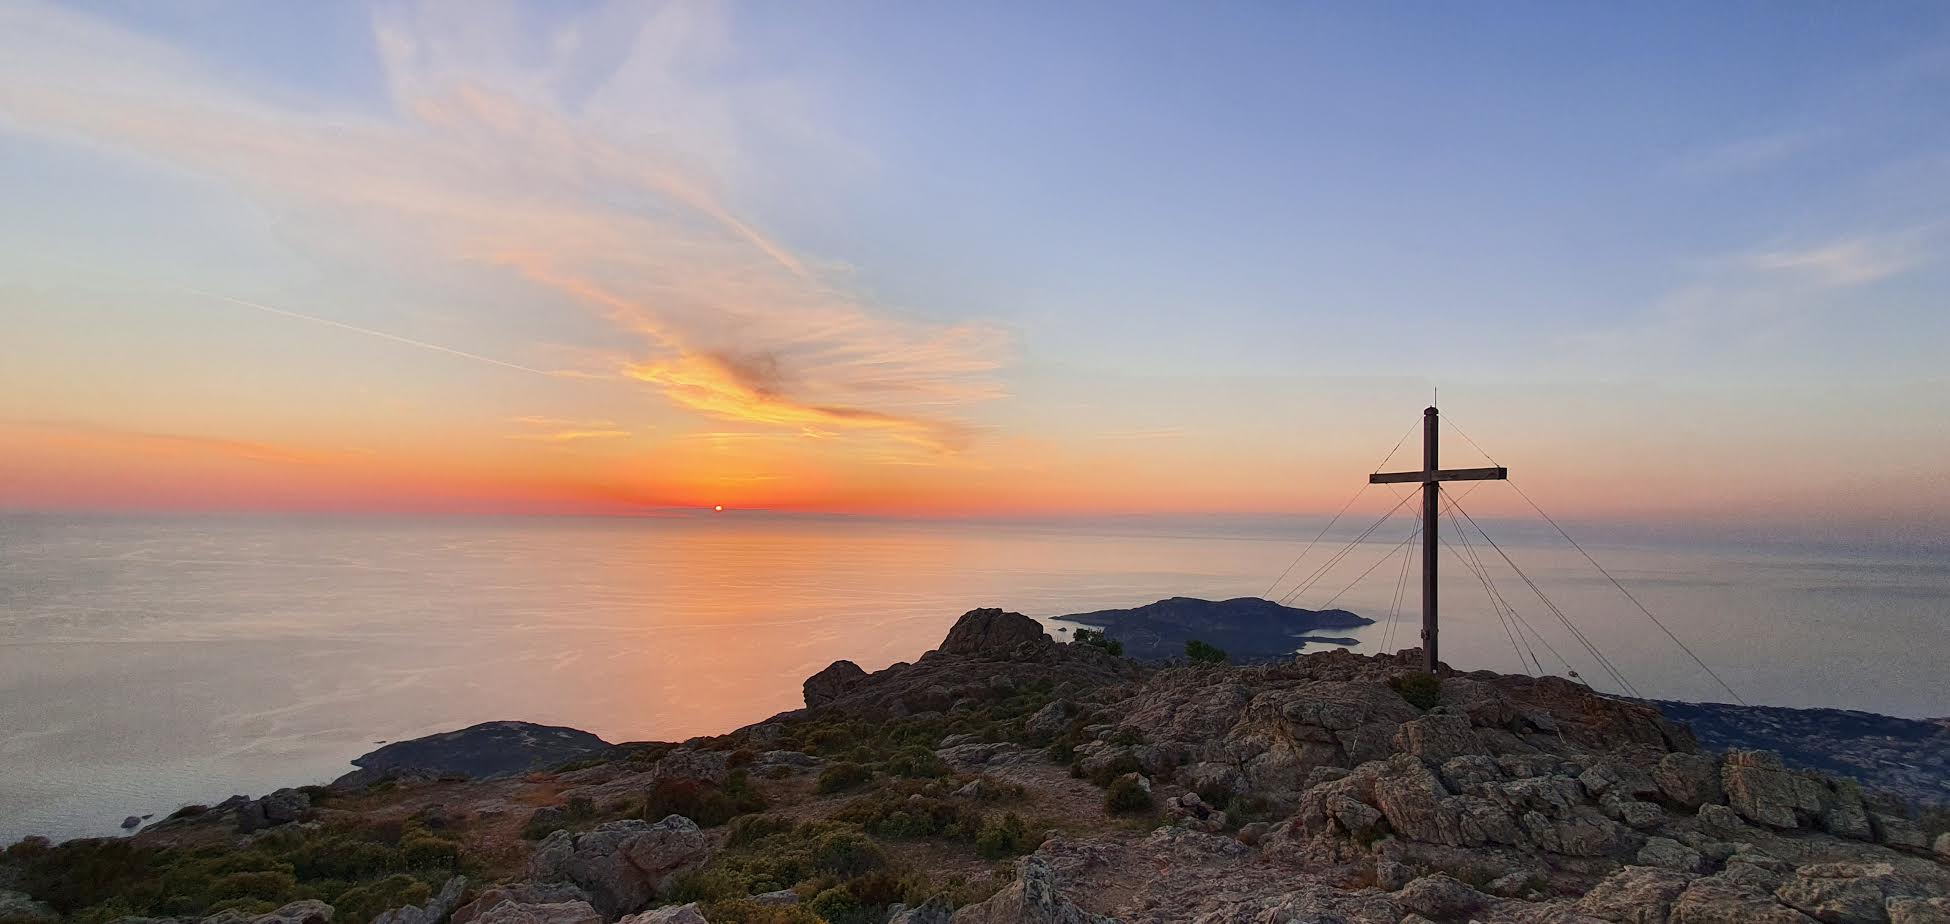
803 659 868 707
526 816 714 917
939 608 1053 656
336 721 613 787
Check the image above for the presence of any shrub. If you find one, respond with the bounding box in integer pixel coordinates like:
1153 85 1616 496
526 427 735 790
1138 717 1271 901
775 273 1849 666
726 813 796 847
1105 776 1154 814
1072 629 1123 656
643 771 767 827
700 898 823 924
1389 672 1443 710
728 748 757 768
974 813 1034 859
332 874 431 924
805 887 868 924
881 746 949 779
815 761 873 794
808 828 887 878
1185 639 1228 664
399 835 460 870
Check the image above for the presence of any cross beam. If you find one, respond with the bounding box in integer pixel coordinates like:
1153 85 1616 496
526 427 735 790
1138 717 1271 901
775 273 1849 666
1368 406 1507 673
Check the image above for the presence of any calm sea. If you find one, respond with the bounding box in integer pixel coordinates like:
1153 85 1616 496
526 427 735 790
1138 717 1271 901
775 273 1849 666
2 511 1945 843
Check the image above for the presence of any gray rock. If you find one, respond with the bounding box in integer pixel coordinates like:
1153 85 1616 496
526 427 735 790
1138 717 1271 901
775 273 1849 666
1375 859 1416 891
1654 752 1724 809
0 891 58 924
1721 750 1818 830
1870 812 1929 851
750 890 799 906
948 855 1113 923
1576 866 1695 924
469 902 603 924
616 905 708 924
249 901 334 924
1395 874 1491 919
1774 863 1902 924
1671 877 1821 924
938 609 1051 657
1638 837 1707 874
804 660 869 707
1887 897 1950 924
1025 700 1077 741
452 884 592 924
888 897 954 924
1697 803 1750 839
1935 832 1950 861
527 816 714 917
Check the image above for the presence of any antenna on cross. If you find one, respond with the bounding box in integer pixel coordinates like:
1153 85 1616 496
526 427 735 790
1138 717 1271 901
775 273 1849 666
1368 406 1507 673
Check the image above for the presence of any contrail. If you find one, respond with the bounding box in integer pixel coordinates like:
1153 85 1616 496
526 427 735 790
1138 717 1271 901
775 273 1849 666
26 251 568 378
179 286 562 378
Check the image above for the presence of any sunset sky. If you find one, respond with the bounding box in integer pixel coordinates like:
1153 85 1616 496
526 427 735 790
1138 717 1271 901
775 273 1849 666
3 1 1948 533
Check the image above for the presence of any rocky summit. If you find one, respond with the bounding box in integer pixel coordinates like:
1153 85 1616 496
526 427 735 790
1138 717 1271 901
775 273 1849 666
6 606 1947 924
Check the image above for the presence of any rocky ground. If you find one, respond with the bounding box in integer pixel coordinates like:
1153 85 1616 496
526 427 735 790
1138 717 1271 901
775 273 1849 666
1651 702 1950 809
4 607 1948 924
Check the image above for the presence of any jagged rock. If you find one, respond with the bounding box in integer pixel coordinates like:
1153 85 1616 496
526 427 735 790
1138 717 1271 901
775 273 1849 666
1324 794 1384 839
1671 877 1821 924
1655 752 1724 809
1638 837 1706 874
452 885 592 924
1819 781 1874 842
1870 813 1929 851
1935 833 1950 861
804 660 868 707
1887 897 1950 924
0 891 58 924
939 608 1051 656
236 788 312 833
372 877 467 924
750 890 799 906
1722 750 1819 830
1375 859 1416 891
1395 874 1490 919
1576 865 1696 924
888 897 954 924
1697 804 1749 840
246 901 333 924
527 816 714 917
939 742 1035 773
1025 700 1078 741
617 905 707 924
1395 713 1487 764
1775 863 1907 924
948 855 1113 923
469 902 603 924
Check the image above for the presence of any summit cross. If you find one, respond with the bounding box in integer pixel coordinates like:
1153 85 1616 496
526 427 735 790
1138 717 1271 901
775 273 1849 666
1368 406 1507 673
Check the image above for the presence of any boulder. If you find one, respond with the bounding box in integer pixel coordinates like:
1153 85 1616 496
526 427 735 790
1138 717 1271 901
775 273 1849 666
1576 866 1696 924
888 897 955 924
1671 877 1822 924
1395 874 1491 919
616 905 708 924
948 855 1113 923
1394 713 1487 764
469 902 603 924
1870 813 1929 851
1722 750 1818 830
452 884 592 924
0 891 58 924
1887 898 1950 924
527 816 714 917
1025 700 1077 741
804 660 868 708
250 901 334 924
1637 837 1706 874
939 608 1051 656
1936 833 1950 861
1775 863 1904 924
1654 752 1724 809
372 877 467 924
651 750 730 787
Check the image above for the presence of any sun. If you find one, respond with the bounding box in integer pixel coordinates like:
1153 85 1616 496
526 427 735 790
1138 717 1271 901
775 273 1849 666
713 504 724 512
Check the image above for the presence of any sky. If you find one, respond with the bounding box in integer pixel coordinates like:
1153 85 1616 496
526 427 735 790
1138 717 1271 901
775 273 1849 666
2 1 1948 537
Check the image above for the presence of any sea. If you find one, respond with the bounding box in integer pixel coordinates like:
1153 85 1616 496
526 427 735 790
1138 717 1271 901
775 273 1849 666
2 511 1946 843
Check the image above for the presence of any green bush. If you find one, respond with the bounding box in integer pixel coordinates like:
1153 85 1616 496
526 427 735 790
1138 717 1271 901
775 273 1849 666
1389 672 1443 710
974 813 1034 859
399 835 460 870
1185 639 1228 664
809 828 887 878
643 771 767 827
699 898 823 924
815 761 873 794
881 746 949 779
1105 776 1154 814
206 870 296 903
1072 629 1123 656
726 813 796 847
332 874 431 923
805 887 868 924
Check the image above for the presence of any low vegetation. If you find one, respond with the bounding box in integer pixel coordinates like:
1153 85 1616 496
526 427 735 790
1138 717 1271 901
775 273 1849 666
1184 639 1228 664
1071 628 1122 656
1388 672 1443 710
2 811 468 924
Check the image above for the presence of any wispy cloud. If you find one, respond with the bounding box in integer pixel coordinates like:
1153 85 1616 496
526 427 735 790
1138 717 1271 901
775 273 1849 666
0 0 1007 457
505 416 632 442
1744 233 1928 286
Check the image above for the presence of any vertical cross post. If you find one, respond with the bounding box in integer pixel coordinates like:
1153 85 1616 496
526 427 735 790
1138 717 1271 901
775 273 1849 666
1422 406 1440 672
1370 405 1508 674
